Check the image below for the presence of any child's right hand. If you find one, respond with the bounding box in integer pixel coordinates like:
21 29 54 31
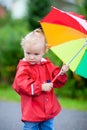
42 83 53 92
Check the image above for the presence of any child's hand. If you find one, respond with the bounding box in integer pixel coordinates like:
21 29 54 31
42 83 53 92
60 64 69 75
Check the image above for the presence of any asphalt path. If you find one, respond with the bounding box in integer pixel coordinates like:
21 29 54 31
0 101 87 130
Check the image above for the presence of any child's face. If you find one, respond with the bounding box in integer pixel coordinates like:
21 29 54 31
23 41 45 65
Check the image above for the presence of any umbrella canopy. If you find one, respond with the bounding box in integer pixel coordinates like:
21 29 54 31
40 7 87 79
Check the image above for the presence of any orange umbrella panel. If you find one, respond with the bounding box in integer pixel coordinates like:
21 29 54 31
40 22 87 47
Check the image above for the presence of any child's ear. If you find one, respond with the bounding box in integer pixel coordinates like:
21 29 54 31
45 44 50 53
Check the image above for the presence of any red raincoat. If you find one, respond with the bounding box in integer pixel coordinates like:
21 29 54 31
12 58 68 122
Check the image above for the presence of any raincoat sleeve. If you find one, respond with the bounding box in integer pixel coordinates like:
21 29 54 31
52 67 68 88
12 66 42 96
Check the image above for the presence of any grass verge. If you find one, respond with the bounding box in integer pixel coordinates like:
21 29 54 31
59 97 87 111
0 86 20 102
0 85 87 111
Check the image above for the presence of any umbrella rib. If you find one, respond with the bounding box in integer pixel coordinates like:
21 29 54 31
67 41 87 65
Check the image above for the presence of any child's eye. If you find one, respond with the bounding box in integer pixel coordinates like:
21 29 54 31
26 52 30 55
34 53 39 55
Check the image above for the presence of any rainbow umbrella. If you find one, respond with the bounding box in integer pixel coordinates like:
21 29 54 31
40 7 87 79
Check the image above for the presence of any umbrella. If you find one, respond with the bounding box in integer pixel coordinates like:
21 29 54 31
40 7 87 80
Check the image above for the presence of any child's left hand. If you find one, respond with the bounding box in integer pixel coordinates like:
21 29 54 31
60 64 69 75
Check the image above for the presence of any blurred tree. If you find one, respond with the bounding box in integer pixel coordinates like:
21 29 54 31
82 0 87 19
0 25 22 83
27 0 51 30
0 19 28 83
76 0 87 19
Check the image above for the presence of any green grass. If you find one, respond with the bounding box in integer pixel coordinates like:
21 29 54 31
0 85 87 111
59 97 87 111
0 86 20 102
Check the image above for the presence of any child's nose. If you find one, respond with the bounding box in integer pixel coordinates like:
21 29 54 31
30 55 34 59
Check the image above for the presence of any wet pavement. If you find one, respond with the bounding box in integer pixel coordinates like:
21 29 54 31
0 101 87 130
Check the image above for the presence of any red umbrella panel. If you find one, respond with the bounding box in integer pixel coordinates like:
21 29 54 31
40 7 87 79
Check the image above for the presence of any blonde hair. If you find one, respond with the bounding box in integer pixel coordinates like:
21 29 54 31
21 28 47 50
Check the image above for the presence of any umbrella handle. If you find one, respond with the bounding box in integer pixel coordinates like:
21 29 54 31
51 64 69 83
51 71 62 83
